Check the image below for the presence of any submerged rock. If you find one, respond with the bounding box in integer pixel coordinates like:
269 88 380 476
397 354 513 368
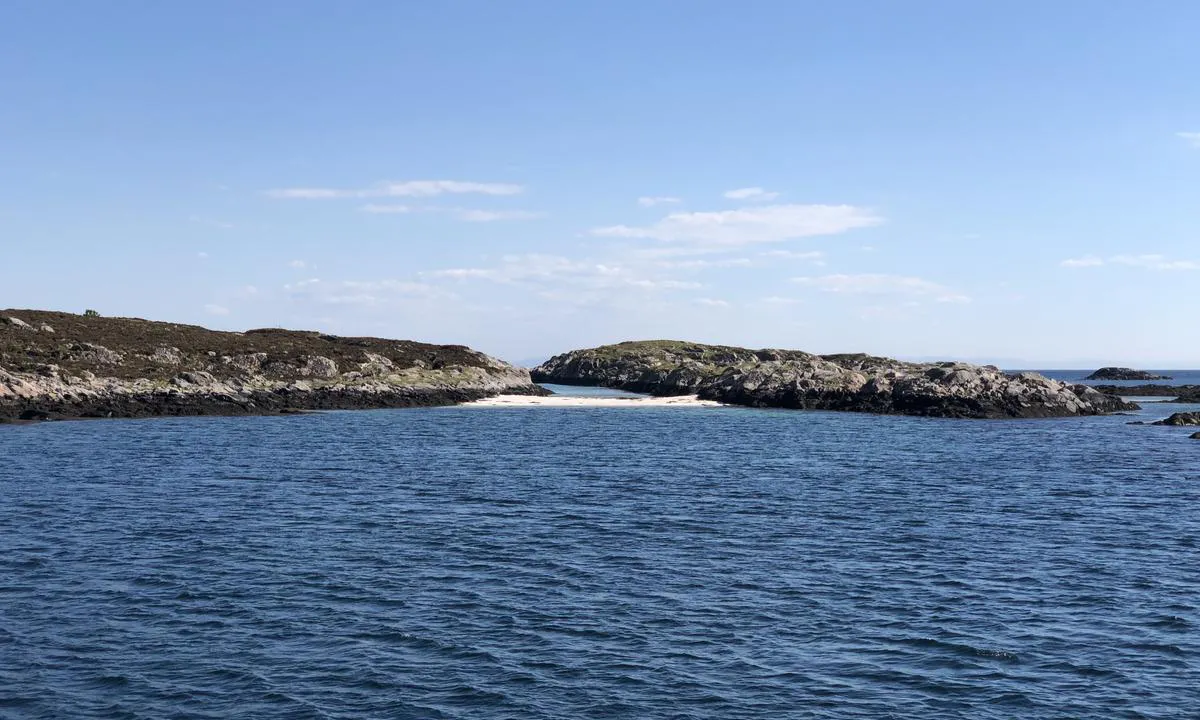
1085 367 1172 381
534 341 1138 419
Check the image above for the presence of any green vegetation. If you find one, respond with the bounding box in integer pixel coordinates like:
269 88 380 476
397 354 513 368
84 309 100 317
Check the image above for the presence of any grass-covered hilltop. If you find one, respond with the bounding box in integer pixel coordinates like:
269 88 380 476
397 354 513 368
0 310 545 421
533 340 1138 419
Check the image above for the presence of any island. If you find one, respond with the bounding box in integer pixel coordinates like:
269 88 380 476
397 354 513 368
533 341 1137 419
1084 367 1172 381
1 310 545 421
1091 384 1200 401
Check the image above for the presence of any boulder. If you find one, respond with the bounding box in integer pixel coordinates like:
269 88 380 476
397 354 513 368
1151 412 1200 427
2 316 34 330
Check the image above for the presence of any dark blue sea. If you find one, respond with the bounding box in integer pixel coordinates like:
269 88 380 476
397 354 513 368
3 383 1199 719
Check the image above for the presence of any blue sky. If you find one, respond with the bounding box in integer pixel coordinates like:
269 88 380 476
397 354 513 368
3 1 1199 366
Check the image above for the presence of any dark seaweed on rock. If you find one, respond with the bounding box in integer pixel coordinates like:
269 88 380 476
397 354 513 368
533 340 1138 419
1 310 545 420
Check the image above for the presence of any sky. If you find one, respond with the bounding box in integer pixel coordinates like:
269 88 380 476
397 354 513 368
2 1 1199 367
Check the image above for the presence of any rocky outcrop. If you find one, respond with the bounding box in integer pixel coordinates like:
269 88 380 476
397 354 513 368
533 341 1138 419
1190 432 1200 440
1091 384 1199 398
1 309 545 421
1175 387 1200 404
1151 412 1200 427
1085 367 1172 381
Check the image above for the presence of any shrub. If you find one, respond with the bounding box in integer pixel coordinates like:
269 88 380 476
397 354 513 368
84 309 100 317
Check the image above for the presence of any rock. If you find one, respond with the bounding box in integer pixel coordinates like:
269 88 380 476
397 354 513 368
39 324 54 333
2 316 34 330
69 342 123 365
1085 367 1172 381
18 409 51 421
1151 412 1200 427
150 346 184 365
534 341 1140 419
301 356 338 378
1191 432 1200 440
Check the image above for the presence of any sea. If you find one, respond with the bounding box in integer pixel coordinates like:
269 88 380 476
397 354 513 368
2 377 1198 719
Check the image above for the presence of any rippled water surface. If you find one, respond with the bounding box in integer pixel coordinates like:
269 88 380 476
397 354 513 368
3 398 1199 719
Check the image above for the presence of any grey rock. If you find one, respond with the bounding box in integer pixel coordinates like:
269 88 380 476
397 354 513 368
2 316 33 330
1151 412 1200 427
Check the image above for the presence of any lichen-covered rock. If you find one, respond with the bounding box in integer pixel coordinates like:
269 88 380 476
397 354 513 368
534 341 1138 419
301 356 338 378
150 346 184 364
69 342 123 365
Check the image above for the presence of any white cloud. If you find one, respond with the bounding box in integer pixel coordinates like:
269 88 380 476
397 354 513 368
1177 132 1200 148
760 296 802 305
592 204 882 247
657 257 754 269
1061 255 1105 268
284 277 450 306
637 196 682 207
426 254 702 296
204 304 230 316
724 187 780 202
792 273 970 303
360 204 415 214
267 180 524 199
288 259 307 269
196 251 209 260
456 209 544 222
694 298 730 307
761 249 826 263
1111 254 1199 271
1061 254 1199 270
359 204 542 221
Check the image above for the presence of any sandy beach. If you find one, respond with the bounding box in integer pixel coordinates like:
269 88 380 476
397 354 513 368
463 394 725 408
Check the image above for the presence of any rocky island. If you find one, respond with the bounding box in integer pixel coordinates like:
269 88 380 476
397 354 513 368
1 310 545 421
1085 367 1172 381
533 341 1137 419
1091 384 1200 401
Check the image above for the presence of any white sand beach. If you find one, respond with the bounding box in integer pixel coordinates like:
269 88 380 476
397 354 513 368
463 394 725 408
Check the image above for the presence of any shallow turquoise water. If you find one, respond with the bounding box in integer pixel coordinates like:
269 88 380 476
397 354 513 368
2 399 1198 718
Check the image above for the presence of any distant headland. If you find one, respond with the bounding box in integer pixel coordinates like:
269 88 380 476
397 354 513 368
533 341 1136 419
1084 367 1173 381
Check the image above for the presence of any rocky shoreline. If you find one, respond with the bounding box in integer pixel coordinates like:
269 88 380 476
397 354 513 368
533 341 1138 420
1 310 546 422
1089 384 1200 402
